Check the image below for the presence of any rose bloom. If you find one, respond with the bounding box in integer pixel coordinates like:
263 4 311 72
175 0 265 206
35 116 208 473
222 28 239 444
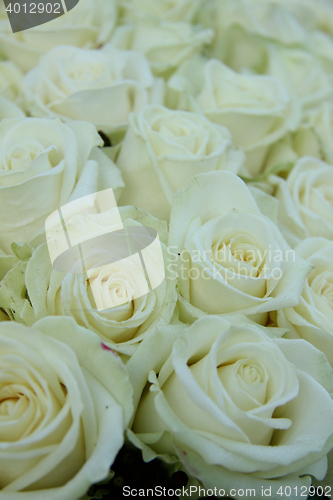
117 104 245 221
129 316 333 496
262 101 333 173
0 61 25 119
276 237 333 367
0 0 118 73
206 0 333 85
0 96 25 120
205 0 307 71
120 0 203 23
270 156 333 247
0 117 123 254
0 317 133 499
309 30 333 78
24 45 164 135
168 171 310 324
281 0 333 36
109 21 214 77
168 58 300 176
0 61 23 104
265 45 331 109
306 102 333 165
0 206 177 357
262 124 324 177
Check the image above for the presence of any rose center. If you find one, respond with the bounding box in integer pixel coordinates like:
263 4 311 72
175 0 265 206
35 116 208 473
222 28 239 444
161 122 189 138
212 234 264 277
316 185 333 206
0 397 19 416
89 272 136 310
217 357 268 411
153 117 207 155
311 271 333 308
67 62 106 82
237 361 266 385
110 281 133 302
0 137 45 171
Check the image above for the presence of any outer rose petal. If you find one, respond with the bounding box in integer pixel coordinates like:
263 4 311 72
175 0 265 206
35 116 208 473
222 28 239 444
0 118 123 254
168 171 311 321
130 316 333 498
0 317 133 499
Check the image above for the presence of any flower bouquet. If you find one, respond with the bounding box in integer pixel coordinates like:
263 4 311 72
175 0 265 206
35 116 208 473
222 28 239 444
0 0 333 499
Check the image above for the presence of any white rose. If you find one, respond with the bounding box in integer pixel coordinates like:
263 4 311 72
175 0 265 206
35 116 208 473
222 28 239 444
24 45 164 135
120 0 203 23
0 0 118 73
0 95 25 120
0 61 22 103
0 117 123 254
220 0 307 45
0 61 25 118
207 0 307 71
276 0 333 33
168 58 301 176
276 237 333 366
117 104 246 221
263 126 323 174
0 207 177 356
264 101 333 172
238 0 333 34
168 171 311 324
265 45 332 109
300 0 333 35
270 156 333 246
0 317 133 499
210 24 269 75
130 316 333 497
109 21 214 77
306 102 333 164
309 30 333 80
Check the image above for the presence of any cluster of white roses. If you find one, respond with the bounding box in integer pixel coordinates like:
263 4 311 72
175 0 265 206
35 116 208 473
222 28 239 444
0 0 333 498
